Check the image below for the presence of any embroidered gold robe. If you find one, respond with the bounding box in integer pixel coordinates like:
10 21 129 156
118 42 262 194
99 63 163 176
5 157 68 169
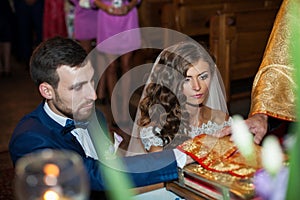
250 0 297 121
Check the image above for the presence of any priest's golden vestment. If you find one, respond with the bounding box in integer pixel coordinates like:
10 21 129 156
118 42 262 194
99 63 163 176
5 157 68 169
250 0 297 122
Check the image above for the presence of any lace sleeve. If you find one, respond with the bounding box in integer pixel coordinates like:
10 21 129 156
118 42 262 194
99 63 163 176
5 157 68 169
140 126 163 151
189 117 233 138
223 117 232 127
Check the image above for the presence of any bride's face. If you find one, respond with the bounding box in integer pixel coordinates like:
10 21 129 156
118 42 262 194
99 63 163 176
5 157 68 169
182 60 211 105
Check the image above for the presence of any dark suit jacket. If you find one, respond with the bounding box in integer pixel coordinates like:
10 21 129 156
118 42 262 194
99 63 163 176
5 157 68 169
9 102 179 192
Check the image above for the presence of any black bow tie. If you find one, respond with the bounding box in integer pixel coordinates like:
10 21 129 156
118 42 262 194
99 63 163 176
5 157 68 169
62 119 89 134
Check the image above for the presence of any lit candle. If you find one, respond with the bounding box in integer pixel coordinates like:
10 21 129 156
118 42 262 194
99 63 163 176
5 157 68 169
44 164 60 186
43 190 59 200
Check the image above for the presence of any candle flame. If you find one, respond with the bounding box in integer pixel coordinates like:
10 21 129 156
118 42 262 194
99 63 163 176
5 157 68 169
43 164 60 177
43 190 59 200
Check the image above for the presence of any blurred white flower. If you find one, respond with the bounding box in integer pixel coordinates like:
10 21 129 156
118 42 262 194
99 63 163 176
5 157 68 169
231 115 254 160
262 135 284 176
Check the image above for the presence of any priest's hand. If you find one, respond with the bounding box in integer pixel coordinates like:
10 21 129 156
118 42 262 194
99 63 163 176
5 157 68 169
213 113 268 145
245 113 268 144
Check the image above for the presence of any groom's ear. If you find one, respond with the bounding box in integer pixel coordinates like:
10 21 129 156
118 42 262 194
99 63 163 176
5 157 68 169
39 82 55 100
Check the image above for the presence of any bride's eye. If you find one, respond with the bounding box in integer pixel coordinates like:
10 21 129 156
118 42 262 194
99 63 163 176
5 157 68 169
199 73 209 80
184 77 191 83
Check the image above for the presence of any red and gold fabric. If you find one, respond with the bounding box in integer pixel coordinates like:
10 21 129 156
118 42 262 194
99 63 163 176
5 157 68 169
178 135 262 178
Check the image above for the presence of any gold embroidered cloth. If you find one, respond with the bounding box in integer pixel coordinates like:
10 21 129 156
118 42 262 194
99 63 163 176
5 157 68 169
250 0 296 121
178 135 262 178
183 163 255 199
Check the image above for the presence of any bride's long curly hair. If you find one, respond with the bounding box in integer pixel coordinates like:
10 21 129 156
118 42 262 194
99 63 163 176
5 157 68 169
138 41 215 146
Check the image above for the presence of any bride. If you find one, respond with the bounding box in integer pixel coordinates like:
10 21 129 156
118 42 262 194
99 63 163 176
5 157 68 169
126 41 231 156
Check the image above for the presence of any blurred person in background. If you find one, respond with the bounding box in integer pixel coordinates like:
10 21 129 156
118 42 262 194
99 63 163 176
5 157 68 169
69 0 98 53
43 0 68 40
0 0 14 77
92 0 141 129
13 0 44 66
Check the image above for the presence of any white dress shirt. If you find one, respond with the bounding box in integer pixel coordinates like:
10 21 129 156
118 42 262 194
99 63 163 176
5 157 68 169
43 102 98 159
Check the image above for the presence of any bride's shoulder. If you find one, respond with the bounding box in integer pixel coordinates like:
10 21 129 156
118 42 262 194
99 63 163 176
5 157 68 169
140 124 161 135
139 125 164 152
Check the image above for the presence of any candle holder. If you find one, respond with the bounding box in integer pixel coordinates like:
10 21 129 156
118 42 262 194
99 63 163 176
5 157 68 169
14 149 89 200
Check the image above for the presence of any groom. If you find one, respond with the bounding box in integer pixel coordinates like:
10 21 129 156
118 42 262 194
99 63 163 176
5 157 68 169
9 37 190 197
